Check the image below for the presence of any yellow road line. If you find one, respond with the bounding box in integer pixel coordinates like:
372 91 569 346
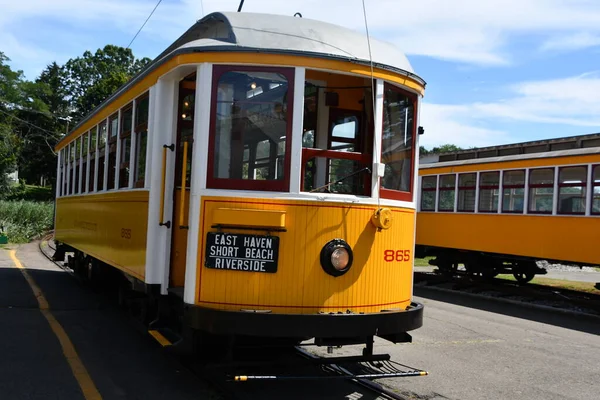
9 250 102 400
148 330 172 347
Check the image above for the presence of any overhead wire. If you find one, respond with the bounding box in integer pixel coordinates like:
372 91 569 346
127 0 164 49
361 0 380 209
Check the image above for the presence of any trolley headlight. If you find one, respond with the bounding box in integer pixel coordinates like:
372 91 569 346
320 239 353 277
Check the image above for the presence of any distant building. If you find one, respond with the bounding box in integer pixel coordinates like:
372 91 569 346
7 170 18 182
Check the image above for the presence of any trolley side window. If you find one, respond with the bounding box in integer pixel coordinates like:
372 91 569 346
438 174 456 212
89 128 97 192
97 121 107 191
528 168 554 214
558 166 587 215
457 173 476 212
501 169 525 213
420 176 436 211
107 113 119 190
134 93 149 188
207 66 294 192
593 165 600 215
73 137 80 194
380 83 416 202
478 171 500 213
119 104 133 189
81 133 88 193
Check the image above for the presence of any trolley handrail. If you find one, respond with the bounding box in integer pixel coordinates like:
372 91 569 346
179 141 189 229
159 144 174 228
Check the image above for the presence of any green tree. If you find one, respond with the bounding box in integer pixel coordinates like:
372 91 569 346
63 45 151 122
0 52 23 195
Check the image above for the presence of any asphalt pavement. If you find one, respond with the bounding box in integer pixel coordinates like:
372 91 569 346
0 242 218 400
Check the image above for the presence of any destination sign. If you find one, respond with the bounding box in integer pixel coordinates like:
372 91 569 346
204 232 279 273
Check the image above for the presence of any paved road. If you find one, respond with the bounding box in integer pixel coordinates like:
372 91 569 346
0 242 218 400
314 289 600 400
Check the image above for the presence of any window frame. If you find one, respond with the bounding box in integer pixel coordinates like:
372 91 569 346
592 164 600 216
206 65 295 192
528 167 554 215
119 104 133 189
379 82 418 202
457 172 477 212
557 165 587 215
478 170 500 213
420 175 437 211
437 174 456 212
134 92 149 188
501 169 525 214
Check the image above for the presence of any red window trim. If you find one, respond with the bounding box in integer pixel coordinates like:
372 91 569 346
456 173 476 212
592 164 600 215
206 65 295 192
557 166 587 215
528 167 554 214
379 82 418 202
420 175 437 211
437 174 456 212
501 169 525 213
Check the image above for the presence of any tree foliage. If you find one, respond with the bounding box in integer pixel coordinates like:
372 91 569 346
420 144 463 155
0 46 150 189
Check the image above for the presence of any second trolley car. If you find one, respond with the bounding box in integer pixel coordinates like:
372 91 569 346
416 135 600 282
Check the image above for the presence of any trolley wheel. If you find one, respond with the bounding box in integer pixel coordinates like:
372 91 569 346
438 260 459 277
513 272 535 283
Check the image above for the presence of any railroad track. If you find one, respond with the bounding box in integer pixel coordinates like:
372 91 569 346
414 270 600 316
37 235 427 399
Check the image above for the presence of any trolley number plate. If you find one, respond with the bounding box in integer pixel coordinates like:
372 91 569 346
204 232 279 273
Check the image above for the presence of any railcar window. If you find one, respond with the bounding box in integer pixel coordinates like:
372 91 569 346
457 173 476 212
420 176 437 211
134 94 149 188
558 166 587 215
73 137 80 194
62 149 68 196
107 114 118 190
528 168 554 214
502 169 525 213
119 105 133 189
478 171 500 212
97 121 107 191
380 83 415 201
438 174 456 211
593 165 600 215
89 128 97 192
81 133 88 193
301 84 317 192
208 67 294 191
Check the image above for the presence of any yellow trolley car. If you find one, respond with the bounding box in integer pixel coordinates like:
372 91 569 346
53 11 425 353
416 135 600 282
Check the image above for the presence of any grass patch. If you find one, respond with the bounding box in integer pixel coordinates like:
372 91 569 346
414 257 434 267
496 274 599 294
0 200 54 243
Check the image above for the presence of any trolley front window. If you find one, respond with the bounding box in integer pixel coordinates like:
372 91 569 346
502 169 525 213
207 66 294 192
528 168 554 214
380 83 416 202
438 174 456 212
558 166 587 215
420 176 436 211
478 171 499 213
457 173 476 212
593 165 600 215
135 94 149 188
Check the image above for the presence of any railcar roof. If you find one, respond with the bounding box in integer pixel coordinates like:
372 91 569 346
419 147 600 170
159 12 418 77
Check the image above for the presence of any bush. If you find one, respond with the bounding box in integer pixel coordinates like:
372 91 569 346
0 200 54 243
3 180 54 202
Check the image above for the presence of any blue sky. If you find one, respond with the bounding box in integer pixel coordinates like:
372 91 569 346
1 0 600 149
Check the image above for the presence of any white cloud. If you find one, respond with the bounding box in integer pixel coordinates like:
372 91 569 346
2 0 600 77
540 32 600 52
420 72 600 148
